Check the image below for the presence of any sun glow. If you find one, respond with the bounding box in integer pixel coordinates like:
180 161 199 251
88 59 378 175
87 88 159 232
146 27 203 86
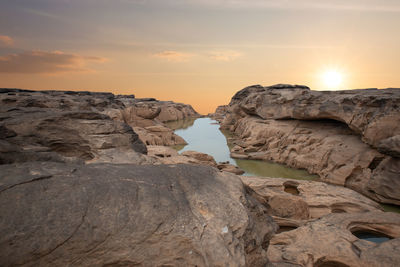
323 70 342 89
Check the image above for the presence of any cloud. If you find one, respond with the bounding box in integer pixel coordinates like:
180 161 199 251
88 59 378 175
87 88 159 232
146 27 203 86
151 0 400 12
0 50 106 74
208 50 241 61
152 50 193 62
0 35 14 46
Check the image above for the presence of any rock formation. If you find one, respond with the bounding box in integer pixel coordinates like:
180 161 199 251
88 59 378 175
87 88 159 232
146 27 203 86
217 84 400 205
107 97 199 146
0 89 199 164
0 162 276 266
0 88 278 266
242 176 382 222
147 145 245 175
267 211 400 267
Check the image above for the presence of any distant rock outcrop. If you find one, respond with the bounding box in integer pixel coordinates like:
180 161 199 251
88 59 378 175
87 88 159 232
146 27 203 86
216 85 400 205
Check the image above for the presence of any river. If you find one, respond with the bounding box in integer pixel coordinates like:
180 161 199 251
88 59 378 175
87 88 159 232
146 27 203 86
166 117 318 180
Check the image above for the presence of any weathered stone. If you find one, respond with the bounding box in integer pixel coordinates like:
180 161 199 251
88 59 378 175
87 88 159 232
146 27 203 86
217 85 400 205
226 85 400 150
241 176 382 221
268 212 400 267
0 162 276 266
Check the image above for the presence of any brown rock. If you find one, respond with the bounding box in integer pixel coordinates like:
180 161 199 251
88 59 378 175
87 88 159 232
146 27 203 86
268 211 400 267
220 86 400 204
241 176 382 221
0 162 277 266
181 150 218 166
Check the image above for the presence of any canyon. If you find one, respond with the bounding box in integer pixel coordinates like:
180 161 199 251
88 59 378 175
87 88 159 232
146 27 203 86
1 86 400 267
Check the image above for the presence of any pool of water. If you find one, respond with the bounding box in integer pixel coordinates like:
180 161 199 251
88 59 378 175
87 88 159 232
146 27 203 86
352 231 391 243
170 117 318 180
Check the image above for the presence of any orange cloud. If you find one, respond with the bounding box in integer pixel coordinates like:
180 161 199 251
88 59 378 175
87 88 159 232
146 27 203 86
208 50 242 61
0 35 14 46
0 50 106 74
152 50 193 62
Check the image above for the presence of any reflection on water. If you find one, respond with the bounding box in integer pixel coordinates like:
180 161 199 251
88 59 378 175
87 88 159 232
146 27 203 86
381 203 400 213
164 118 196 130
171 117 318 180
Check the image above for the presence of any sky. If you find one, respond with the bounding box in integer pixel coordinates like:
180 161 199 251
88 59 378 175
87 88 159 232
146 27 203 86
0 0 399 114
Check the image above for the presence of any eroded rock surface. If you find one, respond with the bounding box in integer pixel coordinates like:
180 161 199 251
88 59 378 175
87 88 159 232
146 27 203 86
267 211 400 267
0 162 276 267
242 176 382 222
147 146 245 175
217 85 400 205
0 89 199 164
108 97 199 146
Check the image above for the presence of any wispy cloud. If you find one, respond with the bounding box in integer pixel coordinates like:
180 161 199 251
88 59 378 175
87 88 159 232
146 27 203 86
0 50 106 74
152 50 193 62
0 35 14 46
208 50 241 61
153 0 400 13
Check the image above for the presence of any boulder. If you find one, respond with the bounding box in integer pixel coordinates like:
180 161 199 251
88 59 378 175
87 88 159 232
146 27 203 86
241 176 382 221
0 162 276 266
268 211 400 267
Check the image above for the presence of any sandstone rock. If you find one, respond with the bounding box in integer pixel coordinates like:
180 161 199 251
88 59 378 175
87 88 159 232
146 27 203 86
0 89 199 162
217 163 246 175
225 84 400 151
268 211 400 267
241 176 382 221
219 85 400 205
134 126 187 146
0 162 276 266
208 105 228 121
181 150 218 166
110 98 199 146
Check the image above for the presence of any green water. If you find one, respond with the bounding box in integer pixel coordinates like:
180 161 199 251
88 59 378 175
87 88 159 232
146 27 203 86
171 117 318 180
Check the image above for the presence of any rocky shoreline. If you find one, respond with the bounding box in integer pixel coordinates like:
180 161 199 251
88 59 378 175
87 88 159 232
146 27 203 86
213 84 400 206
1 87 400 266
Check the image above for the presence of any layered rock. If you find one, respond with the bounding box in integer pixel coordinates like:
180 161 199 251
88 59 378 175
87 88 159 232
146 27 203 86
0 162 276 266
0 89 150 164
218 85 400 205
0 89 199 164
267 211 400 267
225 84 400 150
241 176 382 222
147 146 245 175
107 97 200 146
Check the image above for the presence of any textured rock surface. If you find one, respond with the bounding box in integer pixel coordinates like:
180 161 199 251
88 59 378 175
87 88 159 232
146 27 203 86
0 89 199 164
147 146 245 175
224 84 400 149
0 162 276 267
218 85 400 205
267 211 400 267
241 176 382 222
108 98 199 146
0 89 149 164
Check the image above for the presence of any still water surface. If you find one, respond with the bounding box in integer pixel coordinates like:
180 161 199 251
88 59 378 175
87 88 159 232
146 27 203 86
166 117 318 180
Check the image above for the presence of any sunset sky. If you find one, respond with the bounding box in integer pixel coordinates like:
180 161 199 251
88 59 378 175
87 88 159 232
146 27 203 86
1 0 399 114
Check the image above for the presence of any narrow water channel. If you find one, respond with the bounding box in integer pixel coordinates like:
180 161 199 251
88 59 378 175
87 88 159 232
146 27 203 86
166 117 318 180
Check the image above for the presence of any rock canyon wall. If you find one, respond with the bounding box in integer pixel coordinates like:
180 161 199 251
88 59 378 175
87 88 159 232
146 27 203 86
216 84 400 205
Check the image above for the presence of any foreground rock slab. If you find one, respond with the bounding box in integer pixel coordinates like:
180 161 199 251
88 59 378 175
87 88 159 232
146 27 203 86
0 162 276 266
268 211 400 267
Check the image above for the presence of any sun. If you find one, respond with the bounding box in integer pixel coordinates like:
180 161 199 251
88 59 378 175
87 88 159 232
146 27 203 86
323 70 342 89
